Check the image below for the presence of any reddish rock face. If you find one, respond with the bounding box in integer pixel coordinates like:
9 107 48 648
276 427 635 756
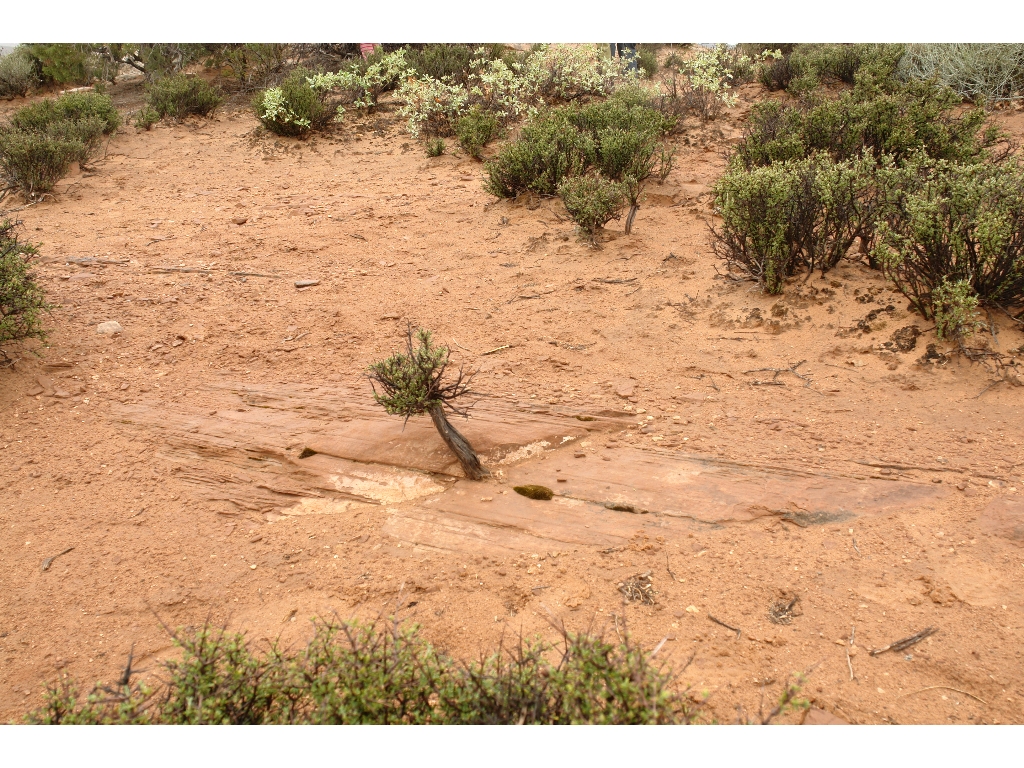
979 497 1024 546
114 380 946 555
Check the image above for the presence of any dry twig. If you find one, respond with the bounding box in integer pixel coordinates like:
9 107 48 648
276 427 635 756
41 547 74 572
870 626 938 656
708 614 741 639
898 685 987 705
744 360 813 388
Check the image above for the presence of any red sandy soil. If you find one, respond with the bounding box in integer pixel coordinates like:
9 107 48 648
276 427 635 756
1 66 1023 725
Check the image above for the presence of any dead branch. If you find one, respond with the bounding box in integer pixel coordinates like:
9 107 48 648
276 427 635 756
707 614 741 639
744 360 813 388
898 686 987 705
869 626 938 656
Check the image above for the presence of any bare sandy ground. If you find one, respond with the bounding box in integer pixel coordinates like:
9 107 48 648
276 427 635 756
1 73 1023 724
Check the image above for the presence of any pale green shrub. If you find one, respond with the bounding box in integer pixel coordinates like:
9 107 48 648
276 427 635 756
898 44 1024 104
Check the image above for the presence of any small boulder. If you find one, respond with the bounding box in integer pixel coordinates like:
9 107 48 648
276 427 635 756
613 378 637 398
96 321 124 335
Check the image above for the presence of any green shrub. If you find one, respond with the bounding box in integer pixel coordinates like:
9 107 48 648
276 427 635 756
787 44 905 94
0 219 49 356
134 107 159 130
253 67 332 137
26 618 697 724
484 94 673 199
898 44 1024 104
931 279 981 341
1 93 120 192
736 81 999 171
406 44 476 85
425 138 445 157
10 91 120 135
636 45 659 79
873 158 1024 332
0 48 37 98
713 153 884 293
485 117 595 197
144 75 222 120
676 44 752 122
22 44 100 86
558 175 626 242
217 44 290 89
756 52 794 91
457 107 499 158
311 49 411 115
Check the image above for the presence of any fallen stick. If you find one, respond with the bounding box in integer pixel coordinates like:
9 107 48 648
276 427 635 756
41 547 74 572
708 614 741 639
898 686 987 705
665 553 681 582
846 625 855 681
870 626 938 656
482 345 510 356
65 257 129 266
150 266 210 274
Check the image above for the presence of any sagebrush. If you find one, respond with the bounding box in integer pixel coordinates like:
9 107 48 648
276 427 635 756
0 48 36 98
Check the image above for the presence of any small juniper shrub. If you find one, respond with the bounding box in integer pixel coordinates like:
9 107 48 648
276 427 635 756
457 106 499 158
368 326 486 480
558 175 626 243
253 67 332 137
144 75 222 121
0 48 37 98
27 617 697 724
0 219 49 359
594 122 672 233
872 157 1024 335
425 138 445 157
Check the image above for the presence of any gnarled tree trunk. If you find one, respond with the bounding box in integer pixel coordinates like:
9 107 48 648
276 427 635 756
428 403 488 480
624 204 639 235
